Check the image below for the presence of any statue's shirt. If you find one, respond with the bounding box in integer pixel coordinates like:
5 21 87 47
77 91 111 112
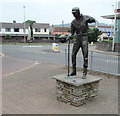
71 14 95 35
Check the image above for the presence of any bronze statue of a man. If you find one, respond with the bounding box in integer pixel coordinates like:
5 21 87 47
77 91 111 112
69 7 96 78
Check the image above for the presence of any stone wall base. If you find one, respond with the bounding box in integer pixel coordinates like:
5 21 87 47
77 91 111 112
114 43 120 52
53 74 102 107
96 42 120 52
96 42 112 51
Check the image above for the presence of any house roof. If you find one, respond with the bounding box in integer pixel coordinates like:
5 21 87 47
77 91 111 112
89 25 114 32
33 23 49 28
101 14 120 19
52 27 70 32
0 22 49 29
89 25 113 28
1 23 25 28
52 25 114 33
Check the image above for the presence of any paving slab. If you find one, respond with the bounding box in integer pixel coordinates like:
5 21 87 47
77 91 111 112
2 62 118 114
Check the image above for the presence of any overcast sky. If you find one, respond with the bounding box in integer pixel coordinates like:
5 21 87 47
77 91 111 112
0 0 118 25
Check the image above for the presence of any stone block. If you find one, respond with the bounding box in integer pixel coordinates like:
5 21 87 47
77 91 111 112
53 74 102 107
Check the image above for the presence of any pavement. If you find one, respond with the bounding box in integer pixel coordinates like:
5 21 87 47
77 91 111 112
2 61 118 114
2 56 35 76
89 45 120 56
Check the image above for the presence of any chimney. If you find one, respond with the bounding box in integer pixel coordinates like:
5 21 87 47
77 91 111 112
13 20 16 23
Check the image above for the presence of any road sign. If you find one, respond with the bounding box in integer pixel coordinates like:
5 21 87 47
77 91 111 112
107 31 111 37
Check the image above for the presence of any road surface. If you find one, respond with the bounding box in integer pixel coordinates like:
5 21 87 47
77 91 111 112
2 44 119 75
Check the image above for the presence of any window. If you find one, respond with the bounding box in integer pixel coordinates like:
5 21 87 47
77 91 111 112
35 28 40 32
14 28 19 32
44 28 47 32
5 28 11 32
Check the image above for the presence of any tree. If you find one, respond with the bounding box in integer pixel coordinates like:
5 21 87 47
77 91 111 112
25 20 36 24
5 35 12 39
88 28 102 43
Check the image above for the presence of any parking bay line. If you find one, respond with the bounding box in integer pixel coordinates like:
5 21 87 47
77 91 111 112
2 62 41 77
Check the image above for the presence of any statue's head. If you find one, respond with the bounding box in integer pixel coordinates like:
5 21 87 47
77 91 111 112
72 7 80 19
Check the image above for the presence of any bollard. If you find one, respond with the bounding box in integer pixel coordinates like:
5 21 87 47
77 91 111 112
52 43 58 52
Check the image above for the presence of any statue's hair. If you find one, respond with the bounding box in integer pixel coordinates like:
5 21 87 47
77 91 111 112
72 7 80 11
72 7 80 13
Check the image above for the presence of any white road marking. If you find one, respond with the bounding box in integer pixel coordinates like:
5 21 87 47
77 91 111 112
3 62 42 77
34 61 41 65
41 52 46 54
22 46 43 48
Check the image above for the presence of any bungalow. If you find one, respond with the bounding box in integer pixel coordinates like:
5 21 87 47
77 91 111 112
0 21 54 42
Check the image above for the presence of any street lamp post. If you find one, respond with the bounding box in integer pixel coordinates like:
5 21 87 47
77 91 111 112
23 6 26 43
112 0 118 51
111 5 114 44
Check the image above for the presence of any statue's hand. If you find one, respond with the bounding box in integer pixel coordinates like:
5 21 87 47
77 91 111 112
66 33 72 41
59 35 67 43
59 33 73 43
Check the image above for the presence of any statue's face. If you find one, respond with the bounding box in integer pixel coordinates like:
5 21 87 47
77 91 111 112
72 10 80 18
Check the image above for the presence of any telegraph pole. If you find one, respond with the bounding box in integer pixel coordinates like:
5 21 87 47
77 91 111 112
62 20 64 34
23 6 26 43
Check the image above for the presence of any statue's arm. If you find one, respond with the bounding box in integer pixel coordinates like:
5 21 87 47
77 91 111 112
86 15 96 23
71 22 75 35
66 22 75 40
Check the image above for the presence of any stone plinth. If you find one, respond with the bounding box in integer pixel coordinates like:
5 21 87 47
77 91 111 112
53 74 102 107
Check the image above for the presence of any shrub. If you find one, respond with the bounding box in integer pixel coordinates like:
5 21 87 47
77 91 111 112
5 35 12 39
88 28 102 43
102 39 113 43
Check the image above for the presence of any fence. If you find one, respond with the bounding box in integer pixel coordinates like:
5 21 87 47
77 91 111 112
65 49 120 76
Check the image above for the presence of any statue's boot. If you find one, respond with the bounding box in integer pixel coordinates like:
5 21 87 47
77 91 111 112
69 67 76 76
82 68 87 79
